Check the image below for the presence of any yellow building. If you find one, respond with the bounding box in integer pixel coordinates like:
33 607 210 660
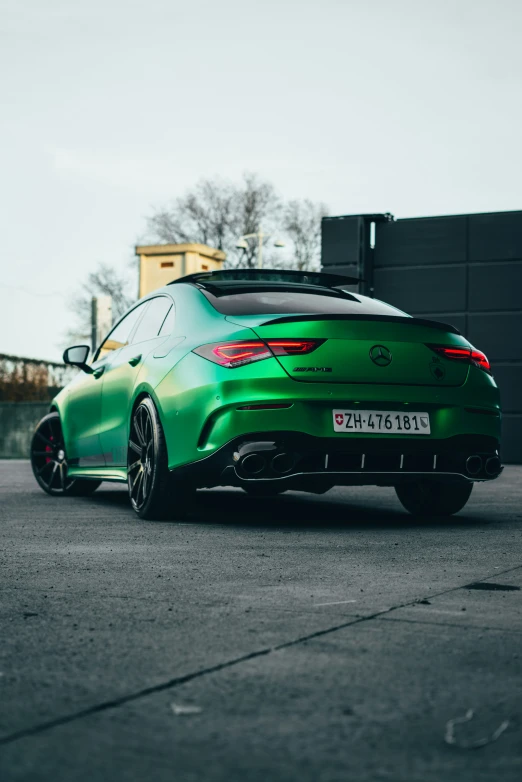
135 243 226 298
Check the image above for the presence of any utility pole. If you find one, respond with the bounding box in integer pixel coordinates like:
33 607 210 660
91 296 112 354
258 227 263 268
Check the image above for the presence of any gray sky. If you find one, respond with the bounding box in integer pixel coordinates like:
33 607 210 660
1 0 521 361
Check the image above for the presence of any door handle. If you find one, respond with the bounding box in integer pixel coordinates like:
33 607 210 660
128 355 142 367
93 366 105 379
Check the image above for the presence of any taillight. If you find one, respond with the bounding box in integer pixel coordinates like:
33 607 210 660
266 340 323 355
469 349 491 373
428 344 491 374
193 339 323 368
194 341 272 368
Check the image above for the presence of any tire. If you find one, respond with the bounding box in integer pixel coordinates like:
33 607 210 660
242 484 287 497
31 412 101 497
395 480 473 517
127 397 193 520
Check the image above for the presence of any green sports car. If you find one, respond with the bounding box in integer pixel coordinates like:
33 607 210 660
31 269 502 519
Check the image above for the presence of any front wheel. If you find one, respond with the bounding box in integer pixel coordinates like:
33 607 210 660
31 412 101 496
127 397 193 520
395 480 473 517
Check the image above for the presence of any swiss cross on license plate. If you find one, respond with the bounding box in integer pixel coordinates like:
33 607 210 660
332 409 431 434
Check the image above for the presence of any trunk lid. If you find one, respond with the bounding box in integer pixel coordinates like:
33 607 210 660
227 314 470 386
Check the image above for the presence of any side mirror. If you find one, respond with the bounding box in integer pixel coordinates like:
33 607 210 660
63 345 93 374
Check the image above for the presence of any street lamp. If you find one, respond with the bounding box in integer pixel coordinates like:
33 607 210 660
235 228 285 269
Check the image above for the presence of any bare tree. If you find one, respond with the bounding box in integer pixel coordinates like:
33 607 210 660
147 173 282 268
66 263 136 344
148 174 328 271
283 199 328 271
148 177 236 249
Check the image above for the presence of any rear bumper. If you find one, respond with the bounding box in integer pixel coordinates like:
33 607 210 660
170 431 503 490
155 353 501 472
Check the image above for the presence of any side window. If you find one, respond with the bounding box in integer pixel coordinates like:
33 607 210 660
131 297 173 344
96 302 148 360
158 303 175 336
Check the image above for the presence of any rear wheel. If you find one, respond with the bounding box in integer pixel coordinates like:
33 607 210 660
127 397 193 520
31 412 101 496
395 480 473 517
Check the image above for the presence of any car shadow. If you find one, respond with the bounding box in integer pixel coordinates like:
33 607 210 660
195 489 491 530
86 485 491 531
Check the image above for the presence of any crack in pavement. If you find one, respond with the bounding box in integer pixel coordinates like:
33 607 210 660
378 615 522 634
1 562 521 746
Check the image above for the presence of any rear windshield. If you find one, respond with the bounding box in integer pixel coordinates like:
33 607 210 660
200 288 407 317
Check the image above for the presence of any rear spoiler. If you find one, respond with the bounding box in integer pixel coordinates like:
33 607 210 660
169 269 362 287
260 313 461 335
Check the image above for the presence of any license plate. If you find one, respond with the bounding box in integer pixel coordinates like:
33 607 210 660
333 409 431 434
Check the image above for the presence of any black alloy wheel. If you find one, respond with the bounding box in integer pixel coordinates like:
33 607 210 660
395 480 473 516
31 412 101 496
127 397 193 520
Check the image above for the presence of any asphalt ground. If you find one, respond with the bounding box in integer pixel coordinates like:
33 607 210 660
0 460 521 782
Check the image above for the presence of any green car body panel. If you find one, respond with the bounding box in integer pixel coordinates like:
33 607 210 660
49 274 501 491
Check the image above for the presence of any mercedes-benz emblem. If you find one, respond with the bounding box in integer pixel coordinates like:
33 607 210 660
369 345 392 367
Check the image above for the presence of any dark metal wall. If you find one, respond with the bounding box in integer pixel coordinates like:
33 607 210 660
321 211 522 463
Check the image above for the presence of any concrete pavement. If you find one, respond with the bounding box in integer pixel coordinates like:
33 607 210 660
1 461 521 781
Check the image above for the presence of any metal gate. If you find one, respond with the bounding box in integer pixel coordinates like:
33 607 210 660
321 210 522 463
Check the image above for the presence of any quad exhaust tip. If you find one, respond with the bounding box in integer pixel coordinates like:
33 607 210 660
241 453 267 475
239 447 296 477
465 455 483 476
485 456 501 476
271 452 295 475
466 454 501 477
